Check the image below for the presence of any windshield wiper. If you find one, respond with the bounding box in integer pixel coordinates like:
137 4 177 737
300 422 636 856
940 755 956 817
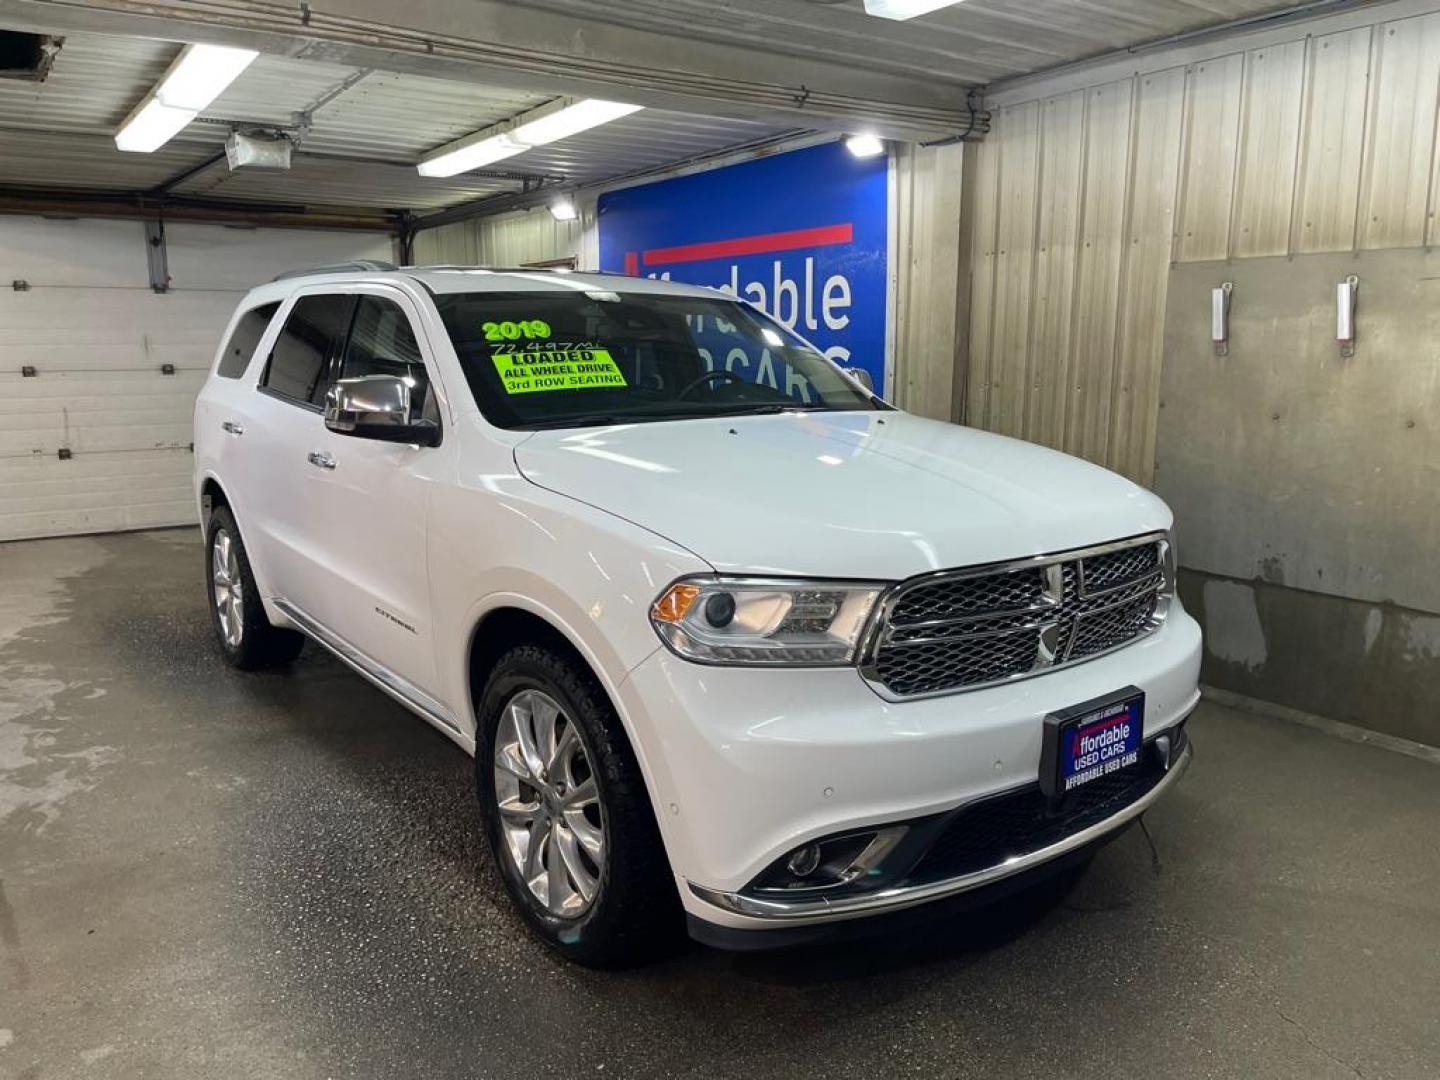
520 414 627 430
705 402 830 417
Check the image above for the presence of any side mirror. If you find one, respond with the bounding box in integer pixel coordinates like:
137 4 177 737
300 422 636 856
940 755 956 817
844 366 875 393
324 375 439 446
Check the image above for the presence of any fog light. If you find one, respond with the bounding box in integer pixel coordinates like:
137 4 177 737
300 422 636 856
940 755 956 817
756 827 909 893
786 844 821 877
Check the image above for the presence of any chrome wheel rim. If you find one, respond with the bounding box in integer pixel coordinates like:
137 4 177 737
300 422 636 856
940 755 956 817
493 689 604 918
211 528 244 649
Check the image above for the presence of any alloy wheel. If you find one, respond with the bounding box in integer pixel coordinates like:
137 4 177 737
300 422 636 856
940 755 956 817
212 528 244 649
493 688 605 917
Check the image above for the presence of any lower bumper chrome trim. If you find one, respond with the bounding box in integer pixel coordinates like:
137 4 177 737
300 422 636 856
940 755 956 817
688 741 1192 924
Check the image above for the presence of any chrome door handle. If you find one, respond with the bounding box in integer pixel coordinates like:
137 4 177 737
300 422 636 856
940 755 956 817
306 451 336 471
221 420 245 436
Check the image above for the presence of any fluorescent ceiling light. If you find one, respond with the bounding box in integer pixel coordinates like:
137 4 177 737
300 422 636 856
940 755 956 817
417 132 529 178
159 44 259 110
862 0 965 19
549 198 579 221
512 99 643 146
418 98 643 178
845 134 885 158
114 97 197 153
115 42 258 153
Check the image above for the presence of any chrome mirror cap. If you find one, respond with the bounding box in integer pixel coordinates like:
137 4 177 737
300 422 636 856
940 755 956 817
324 374 411 432
324 375 439 446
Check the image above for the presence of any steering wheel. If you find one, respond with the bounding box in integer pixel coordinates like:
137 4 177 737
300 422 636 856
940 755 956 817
676 369 746 400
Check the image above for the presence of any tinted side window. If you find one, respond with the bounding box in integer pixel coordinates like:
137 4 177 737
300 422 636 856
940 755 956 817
262 294 354 406
217 301 280 379
339 297 437 421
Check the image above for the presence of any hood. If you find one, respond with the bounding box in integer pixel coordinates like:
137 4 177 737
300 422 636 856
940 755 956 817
513 411 1171 580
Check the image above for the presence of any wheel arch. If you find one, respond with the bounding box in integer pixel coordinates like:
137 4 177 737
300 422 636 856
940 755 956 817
199 475 229 527
463 597 663 800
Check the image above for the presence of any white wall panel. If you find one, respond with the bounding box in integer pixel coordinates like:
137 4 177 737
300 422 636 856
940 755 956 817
1026 90 1085 448
1110 67 1186 482
0 217 391 541
892 141 966 420
1232 40 1306 258
1176 52 1245 263
987 101 1041 439
1066 78 1131 465
1359 12 1440 249
964 123 1002 427
1295 27 1373 253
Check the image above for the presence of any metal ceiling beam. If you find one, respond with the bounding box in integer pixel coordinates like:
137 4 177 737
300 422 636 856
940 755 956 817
0 0 979 142
0 185 398 230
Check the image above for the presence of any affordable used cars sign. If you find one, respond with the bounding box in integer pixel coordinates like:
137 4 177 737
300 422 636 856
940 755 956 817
597 140 889 391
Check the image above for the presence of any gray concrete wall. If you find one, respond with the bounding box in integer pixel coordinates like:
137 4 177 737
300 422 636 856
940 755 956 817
1179 569 1440 747
1159 250 1440 747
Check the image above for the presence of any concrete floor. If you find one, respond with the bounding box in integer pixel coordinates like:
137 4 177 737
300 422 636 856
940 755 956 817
1 529 1437 1080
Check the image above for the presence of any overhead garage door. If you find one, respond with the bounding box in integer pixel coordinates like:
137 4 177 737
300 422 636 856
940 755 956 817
0 217 391 541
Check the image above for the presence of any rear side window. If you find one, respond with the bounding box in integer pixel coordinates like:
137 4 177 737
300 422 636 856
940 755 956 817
216 301 280 379
262 294 355 407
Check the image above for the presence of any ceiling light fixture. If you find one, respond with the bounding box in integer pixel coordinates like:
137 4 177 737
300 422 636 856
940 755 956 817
418 98 643 178
862 0 965 19
114 42 258 153
549 198 579 222
844 133 885 158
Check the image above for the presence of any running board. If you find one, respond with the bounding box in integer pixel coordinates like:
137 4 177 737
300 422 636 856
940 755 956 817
273 598 463 738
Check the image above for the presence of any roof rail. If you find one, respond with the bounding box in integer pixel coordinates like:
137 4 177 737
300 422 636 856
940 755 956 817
272 260 397 282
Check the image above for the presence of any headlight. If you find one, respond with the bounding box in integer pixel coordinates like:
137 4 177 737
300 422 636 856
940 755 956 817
650 577 884 665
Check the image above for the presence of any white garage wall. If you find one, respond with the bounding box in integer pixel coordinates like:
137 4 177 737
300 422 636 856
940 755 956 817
0 217 393 541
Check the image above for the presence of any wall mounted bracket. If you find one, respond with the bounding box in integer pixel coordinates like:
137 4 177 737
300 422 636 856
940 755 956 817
1337 274 1359 358
145 217 170 293
1211 281 1233 357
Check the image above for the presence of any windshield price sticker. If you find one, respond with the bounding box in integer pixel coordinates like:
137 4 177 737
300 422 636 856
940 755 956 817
492 348 627 394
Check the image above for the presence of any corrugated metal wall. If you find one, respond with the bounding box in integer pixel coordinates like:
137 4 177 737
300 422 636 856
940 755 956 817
412 205 595 268
892 141 966 419
966 4 1440 485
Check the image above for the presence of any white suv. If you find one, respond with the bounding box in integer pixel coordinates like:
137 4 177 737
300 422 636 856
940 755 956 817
194 262 1201 965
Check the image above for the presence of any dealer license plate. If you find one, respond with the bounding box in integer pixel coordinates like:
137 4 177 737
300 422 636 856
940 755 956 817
1040 687 1145 798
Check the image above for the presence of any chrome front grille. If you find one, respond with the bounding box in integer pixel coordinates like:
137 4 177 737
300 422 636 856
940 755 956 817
864 535 1170 699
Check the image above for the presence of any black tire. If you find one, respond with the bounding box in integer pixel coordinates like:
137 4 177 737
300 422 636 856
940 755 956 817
205 505 305 671
475 644 682 967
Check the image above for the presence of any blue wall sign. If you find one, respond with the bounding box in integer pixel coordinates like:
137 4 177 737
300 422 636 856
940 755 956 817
597 140 890 392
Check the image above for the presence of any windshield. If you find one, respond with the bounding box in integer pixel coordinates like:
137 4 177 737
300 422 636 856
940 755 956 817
434 289 879 429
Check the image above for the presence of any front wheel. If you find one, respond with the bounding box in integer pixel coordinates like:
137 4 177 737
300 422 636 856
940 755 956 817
476 644 681 967
205 506 304 670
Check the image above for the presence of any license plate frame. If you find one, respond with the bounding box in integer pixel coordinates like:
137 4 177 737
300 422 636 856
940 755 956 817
1040 686 1145 799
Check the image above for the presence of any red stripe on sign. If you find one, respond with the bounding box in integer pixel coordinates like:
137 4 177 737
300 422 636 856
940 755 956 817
623 251 639 276
642 223 853 267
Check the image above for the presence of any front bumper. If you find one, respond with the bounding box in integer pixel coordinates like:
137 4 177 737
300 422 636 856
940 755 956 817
692 736 1189 927
616 601 1202 935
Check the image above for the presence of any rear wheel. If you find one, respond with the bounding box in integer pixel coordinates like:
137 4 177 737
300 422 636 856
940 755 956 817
206 506 304 670
476 644 681 967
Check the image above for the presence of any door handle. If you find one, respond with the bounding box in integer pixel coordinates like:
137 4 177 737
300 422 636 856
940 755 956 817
306 451 336 471
221 420 245 436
